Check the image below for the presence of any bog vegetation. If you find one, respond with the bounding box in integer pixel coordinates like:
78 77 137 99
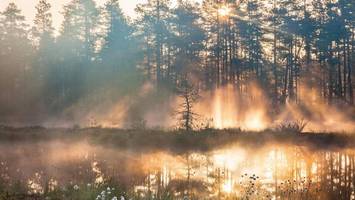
0 0 354 198
0 128 354 199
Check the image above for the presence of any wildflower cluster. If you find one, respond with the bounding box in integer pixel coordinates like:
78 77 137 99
96 187 123 200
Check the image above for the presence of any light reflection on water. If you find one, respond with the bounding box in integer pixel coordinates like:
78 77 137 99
0 141 354 199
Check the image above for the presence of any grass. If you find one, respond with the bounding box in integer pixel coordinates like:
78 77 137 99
275 120 308 133
0 126 354 153
0 183 127 200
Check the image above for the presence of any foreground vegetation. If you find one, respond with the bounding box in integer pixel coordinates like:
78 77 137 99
1 183 126 200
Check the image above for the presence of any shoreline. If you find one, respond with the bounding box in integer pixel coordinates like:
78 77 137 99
0 126 354 153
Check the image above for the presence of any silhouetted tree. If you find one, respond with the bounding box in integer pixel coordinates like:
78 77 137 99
32 0 55 108
0 3 32 117
136 0 171 88
177 78 199 130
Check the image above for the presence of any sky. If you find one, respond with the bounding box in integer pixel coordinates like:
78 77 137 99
0 0 145 29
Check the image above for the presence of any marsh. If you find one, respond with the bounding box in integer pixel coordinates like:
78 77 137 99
0 128 354 199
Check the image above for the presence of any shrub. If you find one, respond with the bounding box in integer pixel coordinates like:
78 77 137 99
276 119 308 133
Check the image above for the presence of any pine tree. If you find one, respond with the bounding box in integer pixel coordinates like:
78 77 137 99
0 3 32 115
136 0 171 88
51 0 99 110
101 0 135 62
95 0 142 100
278 0 302 102
59 0 99 61
169 0 206 86
32 0 54 44
32 0 55 109
238 0 264 78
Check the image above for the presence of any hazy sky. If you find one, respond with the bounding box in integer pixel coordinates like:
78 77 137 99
0 0 145 29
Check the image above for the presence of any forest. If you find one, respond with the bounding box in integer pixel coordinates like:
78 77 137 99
0 0 353 131
0 0 355 199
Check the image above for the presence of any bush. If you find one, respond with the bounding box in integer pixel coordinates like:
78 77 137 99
276 120 308 133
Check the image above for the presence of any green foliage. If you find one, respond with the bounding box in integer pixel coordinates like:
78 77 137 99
0 0 354 125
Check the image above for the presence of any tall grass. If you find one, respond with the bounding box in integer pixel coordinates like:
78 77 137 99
275 120 308 133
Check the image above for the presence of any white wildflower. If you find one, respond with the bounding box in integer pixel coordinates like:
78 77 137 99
73 185 79 191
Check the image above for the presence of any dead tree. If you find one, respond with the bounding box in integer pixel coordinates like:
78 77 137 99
176 79 199 131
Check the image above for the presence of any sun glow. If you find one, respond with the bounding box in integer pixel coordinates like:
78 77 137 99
218 6 231 17
222 180 233 193
195 83 271 131
212 85 238 129
213 149 245 170
243 110 267 131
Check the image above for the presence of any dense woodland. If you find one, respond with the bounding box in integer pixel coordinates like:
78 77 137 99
0 0 354 126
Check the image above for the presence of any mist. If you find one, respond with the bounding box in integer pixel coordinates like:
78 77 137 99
0 0 354 198
0 0 353 133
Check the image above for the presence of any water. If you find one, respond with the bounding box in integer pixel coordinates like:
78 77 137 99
0 140 354 199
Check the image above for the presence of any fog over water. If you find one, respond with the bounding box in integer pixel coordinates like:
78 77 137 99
0 0 354 198
1 139 355 199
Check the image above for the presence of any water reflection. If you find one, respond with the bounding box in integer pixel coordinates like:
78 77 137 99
0 141 354 199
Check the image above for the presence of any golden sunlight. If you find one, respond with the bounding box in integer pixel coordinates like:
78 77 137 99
222 180 233 193
218 6 231 17
0 0 354 199
243 110 267 131
211 84 239 129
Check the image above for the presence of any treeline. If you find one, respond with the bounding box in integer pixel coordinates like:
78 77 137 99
0 0 354 123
